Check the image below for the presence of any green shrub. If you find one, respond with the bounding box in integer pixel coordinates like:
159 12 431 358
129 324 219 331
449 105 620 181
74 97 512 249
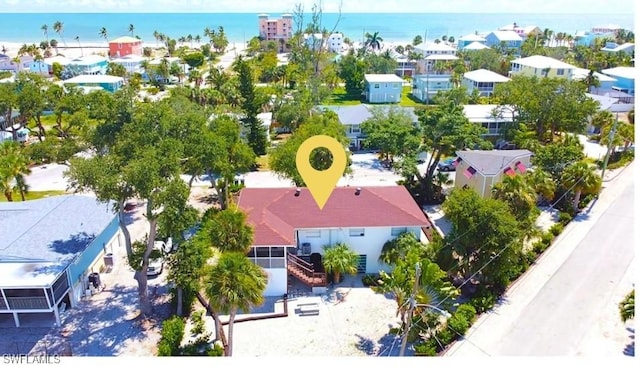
549 223 563 236
455 304 477 322
361 273 382 287
540 232 554 246
558 212 572 225
414 340 438 356
190 310 205 336
157 315 186 356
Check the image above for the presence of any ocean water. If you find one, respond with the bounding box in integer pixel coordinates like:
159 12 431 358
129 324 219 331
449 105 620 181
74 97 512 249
0 12 634 45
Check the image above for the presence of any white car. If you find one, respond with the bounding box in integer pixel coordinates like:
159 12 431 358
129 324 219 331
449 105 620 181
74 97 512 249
146 241 167 276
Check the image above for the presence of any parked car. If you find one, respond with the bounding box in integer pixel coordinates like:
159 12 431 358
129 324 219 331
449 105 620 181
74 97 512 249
437 158 457 172
147 241 166 276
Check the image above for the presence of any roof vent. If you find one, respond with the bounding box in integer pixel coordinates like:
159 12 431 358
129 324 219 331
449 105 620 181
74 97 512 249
294 188 301 197
355 187 361 195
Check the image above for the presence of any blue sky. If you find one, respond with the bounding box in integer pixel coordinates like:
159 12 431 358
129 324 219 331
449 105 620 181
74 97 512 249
0 0 635 13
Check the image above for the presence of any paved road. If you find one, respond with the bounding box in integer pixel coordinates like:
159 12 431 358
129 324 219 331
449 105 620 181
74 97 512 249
446 163 635 357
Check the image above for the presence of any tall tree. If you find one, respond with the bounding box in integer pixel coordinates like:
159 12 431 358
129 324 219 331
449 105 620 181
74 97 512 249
234 56 268 156
560 160 602 212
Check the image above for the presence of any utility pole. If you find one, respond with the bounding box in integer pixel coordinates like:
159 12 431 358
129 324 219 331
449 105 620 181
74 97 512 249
400 263 421 356
601 112 620 179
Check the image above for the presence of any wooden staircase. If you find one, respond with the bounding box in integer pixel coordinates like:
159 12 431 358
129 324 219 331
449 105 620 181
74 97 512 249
287 253 327 288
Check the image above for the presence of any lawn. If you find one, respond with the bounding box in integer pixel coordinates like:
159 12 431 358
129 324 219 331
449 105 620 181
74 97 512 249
324 86 362 106
0 190 67 202
399 86 426 107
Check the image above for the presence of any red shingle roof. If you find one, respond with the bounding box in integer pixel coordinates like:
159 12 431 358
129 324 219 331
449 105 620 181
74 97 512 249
237 186 429 246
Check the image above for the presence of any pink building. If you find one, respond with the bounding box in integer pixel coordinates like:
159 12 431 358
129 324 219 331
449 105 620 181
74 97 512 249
258 13 293 44
108 36 143 58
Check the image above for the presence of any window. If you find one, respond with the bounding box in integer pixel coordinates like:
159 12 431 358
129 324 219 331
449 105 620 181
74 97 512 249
349 228 365 237
391 227 408 236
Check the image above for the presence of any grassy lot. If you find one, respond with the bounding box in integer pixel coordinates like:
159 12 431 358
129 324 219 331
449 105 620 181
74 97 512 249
324 86 362 106
0 190 67 202
400 86 426 107
255 154 270 171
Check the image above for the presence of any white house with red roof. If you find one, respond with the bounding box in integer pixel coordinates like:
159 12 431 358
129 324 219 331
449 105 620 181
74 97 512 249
236 186 432 296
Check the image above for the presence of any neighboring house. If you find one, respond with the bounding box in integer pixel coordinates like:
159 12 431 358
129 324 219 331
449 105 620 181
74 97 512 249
0 54 33 73
258 13 293 45
65 55 109 77
413 41 457 73
463 41 491 51
412 73 453 103
457 33 487 49
62 74 124 93
462 69 510 97
29 55 70 76
571 67 618 92
462 104 517 136
363 74 404 103
601 67 635 96
601 42 635 55
110 54 147 74
317 104 418 150
573 31 614 47
454 150 533 198
509 55 576 79
484 30 523 52
304 33 324 51
326 33 344 53
237 186 432 296
108 36 143 58
0 195 121 327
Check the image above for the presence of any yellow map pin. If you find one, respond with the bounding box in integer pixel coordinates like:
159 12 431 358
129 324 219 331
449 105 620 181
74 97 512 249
296 135 347 210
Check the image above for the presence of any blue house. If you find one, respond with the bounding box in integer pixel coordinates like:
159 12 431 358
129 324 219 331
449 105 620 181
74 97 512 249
63 74 125 93
484 31 523 52
412 73 453 103
363 74 404 103
601 67 635 96
0 195 120 327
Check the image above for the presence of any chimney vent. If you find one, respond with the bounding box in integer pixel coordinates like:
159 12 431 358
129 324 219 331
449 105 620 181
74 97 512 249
294 188 301 197
355 187 361 195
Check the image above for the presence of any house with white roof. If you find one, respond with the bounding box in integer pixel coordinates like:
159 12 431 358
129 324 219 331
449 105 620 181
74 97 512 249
0 195 121 327
484 30 523 52
463 104 516 136
111 54 147 74
457 33 487 49
413 41 457 73
600 67 635 96
62 74 124 93
463 41 490 51
363 74 404 103
29 55 70 76
601 42 635 55
509 55 576 79
462 69 510 97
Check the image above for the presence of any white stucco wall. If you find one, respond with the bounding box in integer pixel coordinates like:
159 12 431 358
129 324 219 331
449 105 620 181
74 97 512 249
263 268 288 296
296 226 422 274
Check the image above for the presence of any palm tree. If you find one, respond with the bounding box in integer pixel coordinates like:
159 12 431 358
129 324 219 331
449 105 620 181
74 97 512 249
322 242 359 284
74 36 83 56
526 167 556 203
492 174 538 225
128 23 135 36
619 290 634 322
205 252 267 356
99 27 108 42
53 21 66 48
364 31 383 52
0 141 31 201
560 160 602 212
41 24 49 43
